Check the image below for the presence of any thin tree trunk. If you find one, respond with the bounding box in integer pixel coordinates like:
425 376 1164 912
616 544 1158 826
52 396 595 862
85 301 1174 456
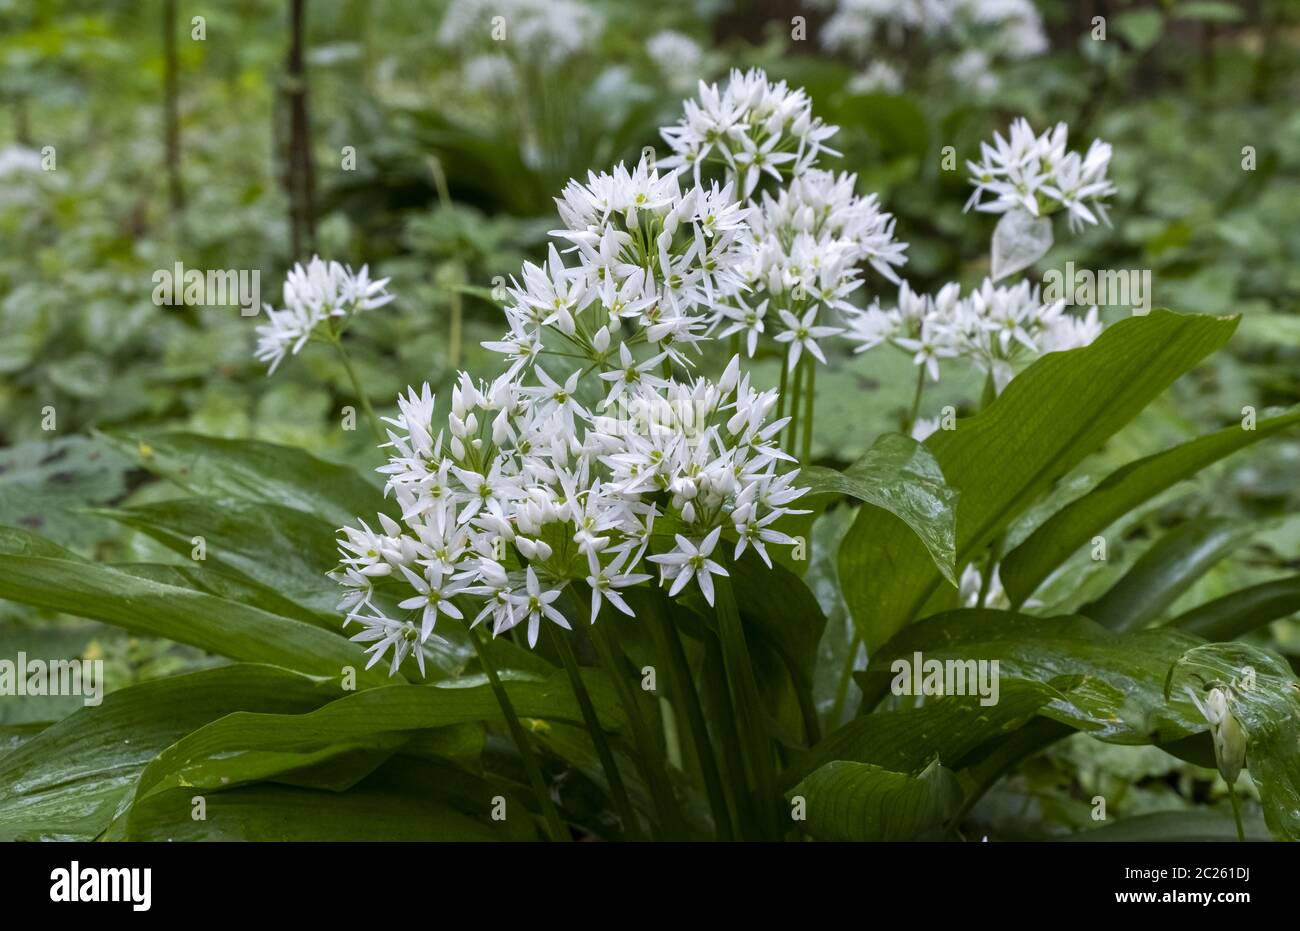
163 0 184 213
285 0 317 259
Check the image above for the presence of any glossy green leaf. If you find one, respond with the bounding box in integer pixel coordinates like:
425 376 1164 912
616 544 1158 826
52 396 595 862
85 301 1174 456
130 672 627 805
1079 518 1251 631
1002 407 1300 605
1166 642 1300 840
838 310 1239 650
804 433 958 583
102 431 388 527
784 679 1059 788
0 550 387 685
0 665 340 840
859 609 1205 742
118 758 534 841
1170 575 1300 640
1063 809 1272 842
96 497 342 612
789 757 962 841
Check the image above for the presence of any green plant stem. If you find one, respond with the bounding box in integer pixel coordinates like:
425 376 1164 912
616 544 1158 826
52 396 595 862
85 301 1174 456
801 354 816 463
448 288 463 371
829 634 862 730
468 627 569 841
649 591 734 840
976 533 1003 608
702 631 754 836
786 357 803 452
588 614 689 839
1228 784 1245 842
331 340 384 444
713 555 780 839
905 365 925 435
776 358 789 421
546 623 642 840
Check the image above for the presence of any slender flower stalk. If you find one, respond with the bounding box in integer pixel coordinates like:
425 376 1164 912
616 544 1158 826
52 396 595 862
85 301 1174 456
468 626 569 841
545 620 642 839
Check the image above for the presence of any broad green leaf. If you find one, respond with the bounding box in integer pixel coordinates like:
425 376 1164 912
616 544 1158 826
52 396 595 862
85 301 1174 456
130 672 627 805
1166 642 1300 840
804 433 958 583
102 431 388 527
1002 407 1300 605
0 665 340 840
0 437 133 550
0 525 87 561
838 310 1239 650
1170 575 1300 641
1063 809 1272 842
118 758 534 841
784 679 1059 789
0 551 388 685
859 609 1205 743
96 497 341 612
1078 518 1251 631
112 561 334 629
789 757 961 841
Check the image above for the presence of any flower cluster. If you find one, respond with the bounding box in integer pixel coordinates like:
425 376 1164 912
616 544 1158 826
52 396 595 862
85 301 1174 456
485 156 748 376
716 168 909 370
660 70 908 373
255 256 393 374
846 277 1102 391
334 359 807 674
437 0 603 70
965 117 1116 232
659 68 841 196
820 0 1047 80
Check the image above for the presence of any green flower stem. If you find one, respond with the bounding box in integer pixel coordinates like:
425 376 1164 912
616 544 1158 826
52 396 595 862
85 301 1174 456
331 339 384 444
589 613 689 839
546 622 643 840
702 631 755 836
785 358 803 453
448 287 463 371
468 627 570 842
1229 784 1245 842
905 365 925 435
648 590 735 840
776 358 789 421
713 554 781 839
828 634 863 731
801 354 816 463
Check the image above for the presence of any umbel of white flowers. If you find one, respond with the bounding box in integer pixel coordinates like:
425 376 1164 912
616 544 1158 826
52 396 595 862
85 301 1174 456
254 256 393 374
333 359 808 674
843 115 1115 394
241 68 1118 675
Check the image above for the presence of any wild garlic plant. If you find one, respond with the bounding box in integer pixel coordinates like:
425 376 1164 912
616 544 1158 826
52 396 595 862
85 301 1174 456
844 116 1115 440
255 256 394 441
248 70 1190 843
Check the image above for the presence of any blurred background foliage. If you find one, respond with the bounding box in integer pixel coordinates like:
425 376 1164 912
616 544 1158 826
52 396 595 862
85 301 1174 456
0 0 1297 838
